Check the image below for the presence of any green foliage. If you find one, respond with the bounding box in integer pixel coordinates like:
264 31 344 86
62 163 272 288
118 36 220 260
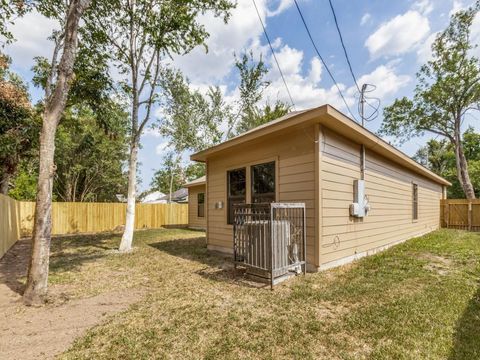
53 103 129 202
157 69 225 153
150 152 205 194
381 3 480 143
381 3 480 198
0 1 33 45
229 52 290 136
8 159 38 200
413 128 480 198
0 52 39 193
234 100 290 134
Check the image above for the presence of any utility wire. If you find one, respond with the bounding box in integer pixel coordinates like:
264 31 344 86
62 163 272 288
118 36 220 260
293 0 358 121
327 0 360 93
252 0 296 110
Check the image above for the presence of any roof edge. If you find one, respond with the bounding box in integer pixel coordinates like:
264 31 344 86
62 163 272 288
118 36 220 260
190 104 451 187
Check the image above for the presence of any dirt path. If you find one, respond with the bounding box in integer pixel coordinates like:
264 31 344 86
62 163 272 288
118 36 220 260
0 239 142 360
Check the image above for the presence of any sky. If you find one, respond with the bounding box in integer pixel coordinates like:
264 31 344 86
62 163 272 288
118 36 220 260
4 0 480 192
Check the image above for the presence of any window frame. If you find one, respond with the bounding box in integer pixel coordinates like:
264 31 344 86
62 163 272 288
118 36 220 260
197 192 205 218
250 161 276 204
227 167 247 225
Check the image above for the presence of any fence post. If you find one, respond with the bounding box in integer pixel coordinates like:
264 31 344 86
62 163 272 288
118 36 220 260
445 201 449 228
468 200 472 231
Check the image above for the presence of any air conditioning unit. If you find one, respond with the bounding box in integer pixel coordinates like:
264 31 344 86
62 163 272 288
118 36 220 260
233 203 306 287
240 220 293 278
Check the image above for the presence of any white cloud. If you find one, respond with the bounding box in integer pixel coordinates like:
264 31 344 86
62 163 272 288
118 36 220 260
144 127 162 138
471 11 480 58
360 13 371 26
307 57 322 84
272 44 303 75
412 0 434 15
170 0 293 85
4 11 59 70
267 0 294 17
351 62 411 100
416 32 438 63
450 0 467 16
365 11 430 59
155 141 170 155
261 45 352 111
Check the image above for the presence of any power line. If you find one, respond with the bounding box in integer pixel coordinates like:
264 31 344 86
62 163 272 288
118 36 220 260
327 0 360 93
293 0 358 121
252 0 296 110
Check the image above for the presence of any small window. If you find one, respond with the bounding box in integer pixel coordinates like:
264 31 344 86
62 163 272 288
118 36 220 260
412 183 418 220
251 161 276 204
197 193 205 218
227 168 246 224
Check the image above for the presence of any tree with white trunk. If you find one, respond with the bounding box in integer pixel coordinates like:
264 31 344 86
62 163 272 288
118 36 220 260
84 0 234 252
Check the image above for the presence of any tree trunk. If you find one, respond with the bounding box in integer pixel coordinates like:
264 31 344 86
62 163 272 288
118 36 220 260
119 138 139 252
23 120 57 305
0 167 11 195
168 165 174 203
453 120 476 199
23 0 91 306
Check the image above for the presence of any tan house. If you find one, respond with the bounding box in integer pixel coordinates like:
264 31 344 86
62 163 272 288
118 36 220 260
184 176 206 230
190 105 450 271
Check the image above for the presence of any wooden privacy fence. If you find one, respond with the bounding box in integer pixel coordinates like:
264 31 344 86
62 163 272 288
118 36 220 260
0 194 21 258
1 196 188 258
441 199 480 231
19 202 188 236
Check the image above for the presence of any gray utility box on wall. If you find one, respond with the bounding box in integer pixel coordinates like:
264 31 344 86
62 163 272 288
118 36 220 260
350 180 370 218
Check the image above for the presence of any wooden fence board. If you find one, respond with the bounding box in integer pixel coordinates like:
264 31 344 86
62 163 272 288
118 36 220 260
0 194 21 259
441 199 480 231
19 202 188 237
2 196 188 257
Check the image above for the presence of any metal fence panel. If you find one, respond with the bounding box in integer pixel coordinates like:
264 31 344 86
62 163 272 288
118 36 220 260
233 202 306 288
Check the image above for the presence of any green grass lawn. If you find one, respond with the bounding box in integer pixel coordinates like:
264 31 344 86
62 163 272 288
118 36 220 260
52 228 480 359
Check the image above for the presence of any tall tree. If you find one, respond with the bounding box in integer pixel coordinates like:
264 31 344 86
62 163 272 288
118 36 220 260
53 104 128 202
225 52 290 137
381 3 480 199
22 0 92 305
414 128 480 198
0 53 37 194
150 152 205 195
85 0 234 252
31 46 129 203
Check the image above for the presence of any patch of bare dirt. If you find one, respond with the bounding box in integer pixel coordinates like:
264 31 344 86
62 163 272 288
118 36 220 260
0 239 143 360
417 252 452 275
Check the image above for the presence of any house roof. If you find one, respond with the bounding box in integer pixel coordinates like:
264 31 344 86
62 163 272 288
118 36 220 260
159 188 188 201
184 175 206 187
190 104 451 186
141 191 166 203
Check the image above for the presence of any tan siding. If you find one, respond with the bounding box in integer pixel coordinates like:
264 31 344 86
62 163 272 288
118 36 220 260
320 128 442 267
187 185 206 229
206 126 317 265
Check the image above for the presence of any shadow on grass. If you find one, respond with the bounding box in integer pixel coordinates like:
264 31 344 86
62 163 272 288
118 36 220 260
48 233 121 276
0 232 119 296
449 283 480 359
149 237 266 288
0 238 31 295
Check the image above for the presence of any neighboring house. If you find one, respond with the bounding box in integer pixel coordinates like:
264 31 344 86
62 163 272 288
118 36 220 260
159 188 189 204
184 176 206 230
190 104 450 271
141 191 167 204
